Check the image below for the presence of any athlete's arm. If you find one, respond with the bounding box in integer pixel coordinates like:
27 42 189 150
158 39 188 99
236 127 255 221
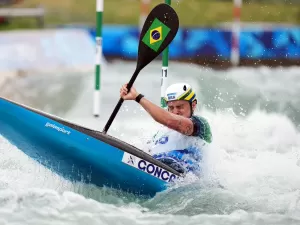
119 84 194 136
139 97 194 136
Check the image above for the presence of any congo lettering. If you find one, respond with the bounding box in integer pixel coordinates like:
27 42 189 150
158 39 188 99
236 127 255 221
138 160 177 182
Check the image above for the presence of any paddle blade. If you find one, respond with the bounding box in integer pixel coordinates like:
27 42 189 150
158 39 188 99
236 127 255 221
137 3 179 70
102 4 179 134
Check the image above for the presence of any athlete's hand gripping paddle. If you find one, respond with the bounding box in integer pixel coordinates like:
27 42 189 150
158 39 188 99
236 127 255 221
102 3 179 133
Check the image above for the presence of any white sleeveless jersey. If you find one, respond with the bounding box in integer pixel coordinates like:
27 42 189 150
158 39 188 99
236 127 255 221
145 126 208 173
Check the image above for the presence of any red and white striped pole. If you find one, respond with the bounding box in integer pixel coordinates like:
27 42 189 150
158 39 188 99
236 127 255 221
231 0 242 66
139 0 151 32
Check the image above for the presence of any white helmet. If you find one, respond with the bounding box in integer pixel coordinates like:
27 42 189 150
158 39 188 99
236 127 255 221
164 83 197 103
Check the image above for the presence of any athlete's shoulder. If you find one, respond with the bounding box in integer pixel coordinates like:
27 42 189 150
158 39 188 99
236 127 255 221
190 115 212 143
190 115 211 128
191 115 209 123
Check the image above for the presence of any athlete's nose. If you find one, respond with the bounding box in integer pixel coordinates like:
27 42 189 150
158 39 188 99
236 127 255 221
174 109 180 115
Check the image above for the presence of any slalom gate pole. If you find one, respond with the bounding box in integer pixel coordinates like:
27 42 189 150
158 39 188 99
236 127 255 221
93 0 103 117
231 0 241 66
161 0 171 108
140 0 151 32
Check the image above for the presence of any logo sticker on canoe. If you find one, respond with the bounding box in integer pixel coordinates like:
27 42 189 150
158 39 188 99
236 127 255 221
45 122 71 135
122 152 177 183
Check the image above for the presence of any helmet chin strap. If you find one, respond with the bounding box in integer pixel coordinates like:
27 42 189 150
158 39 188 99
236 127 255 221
189 103 193 117
189 100 196 117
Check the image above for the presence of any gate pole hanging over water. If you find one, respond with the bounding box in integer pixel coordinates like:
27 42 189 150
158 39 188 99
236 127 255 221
93 0 103 117
231 0 242 66
161 0 171 109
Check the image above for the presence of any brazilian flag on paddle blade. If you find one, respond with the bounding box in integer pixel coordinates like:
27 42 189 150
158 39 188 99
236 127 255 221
142 18 171 52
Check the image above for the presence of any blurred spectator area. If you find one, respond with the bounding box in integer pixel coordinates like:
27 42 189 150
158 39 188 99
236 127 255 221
0 0 298 29
0 0 45 28
219 0 300 2
0 0 22 6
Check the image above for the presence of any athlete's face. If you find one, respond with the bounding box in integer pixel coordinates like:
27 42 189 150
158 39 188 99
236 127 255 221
167 100 197 117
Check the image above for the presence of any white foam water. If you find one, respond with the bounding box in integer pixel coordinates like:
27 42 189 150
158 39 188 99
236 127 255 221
0 62 300 224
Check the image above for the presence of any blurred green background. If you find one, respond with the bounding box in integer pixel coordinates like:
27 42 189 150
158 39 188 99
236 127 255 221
1 0 299 30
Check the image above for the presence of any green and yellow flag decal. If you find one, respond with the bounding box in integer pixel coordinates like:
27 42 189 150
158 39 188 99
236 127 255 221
142 18 171 52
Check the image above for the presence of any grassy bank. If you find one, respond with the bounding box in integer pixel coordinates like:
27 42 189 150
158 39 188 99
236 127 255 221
1 0 300 30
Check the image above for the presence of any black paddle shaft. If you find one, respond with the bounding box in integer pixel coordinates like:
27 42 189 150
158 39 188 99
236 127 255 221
102 3 179 133
102 69 139 133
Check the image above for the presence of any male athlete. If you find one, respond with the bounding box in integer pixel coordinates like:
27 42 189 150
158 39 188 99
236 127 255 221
120 82 212 175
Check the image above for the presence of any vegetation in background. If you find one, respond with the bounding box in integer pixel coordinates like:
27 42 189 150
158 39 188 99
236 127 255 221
1 0 299 30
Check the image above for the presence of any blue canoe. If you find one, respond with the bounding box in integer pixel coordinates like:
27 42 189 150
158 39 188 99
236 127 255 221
0 97 181 197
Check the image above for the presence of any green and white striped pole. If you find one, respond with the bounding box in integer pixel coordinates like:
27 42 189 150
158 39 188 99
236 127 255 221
161 0 171 108
93 0 103 117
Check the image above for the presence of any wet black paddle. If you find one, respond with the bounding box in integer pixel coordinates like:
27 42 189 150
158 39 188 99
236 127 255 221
102 3 179 133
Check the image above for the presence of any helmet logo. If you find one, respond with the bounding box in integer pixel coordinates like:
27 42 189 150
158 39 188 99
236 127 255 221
183 85 187 91
167 93 176 101
167 95 176 100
